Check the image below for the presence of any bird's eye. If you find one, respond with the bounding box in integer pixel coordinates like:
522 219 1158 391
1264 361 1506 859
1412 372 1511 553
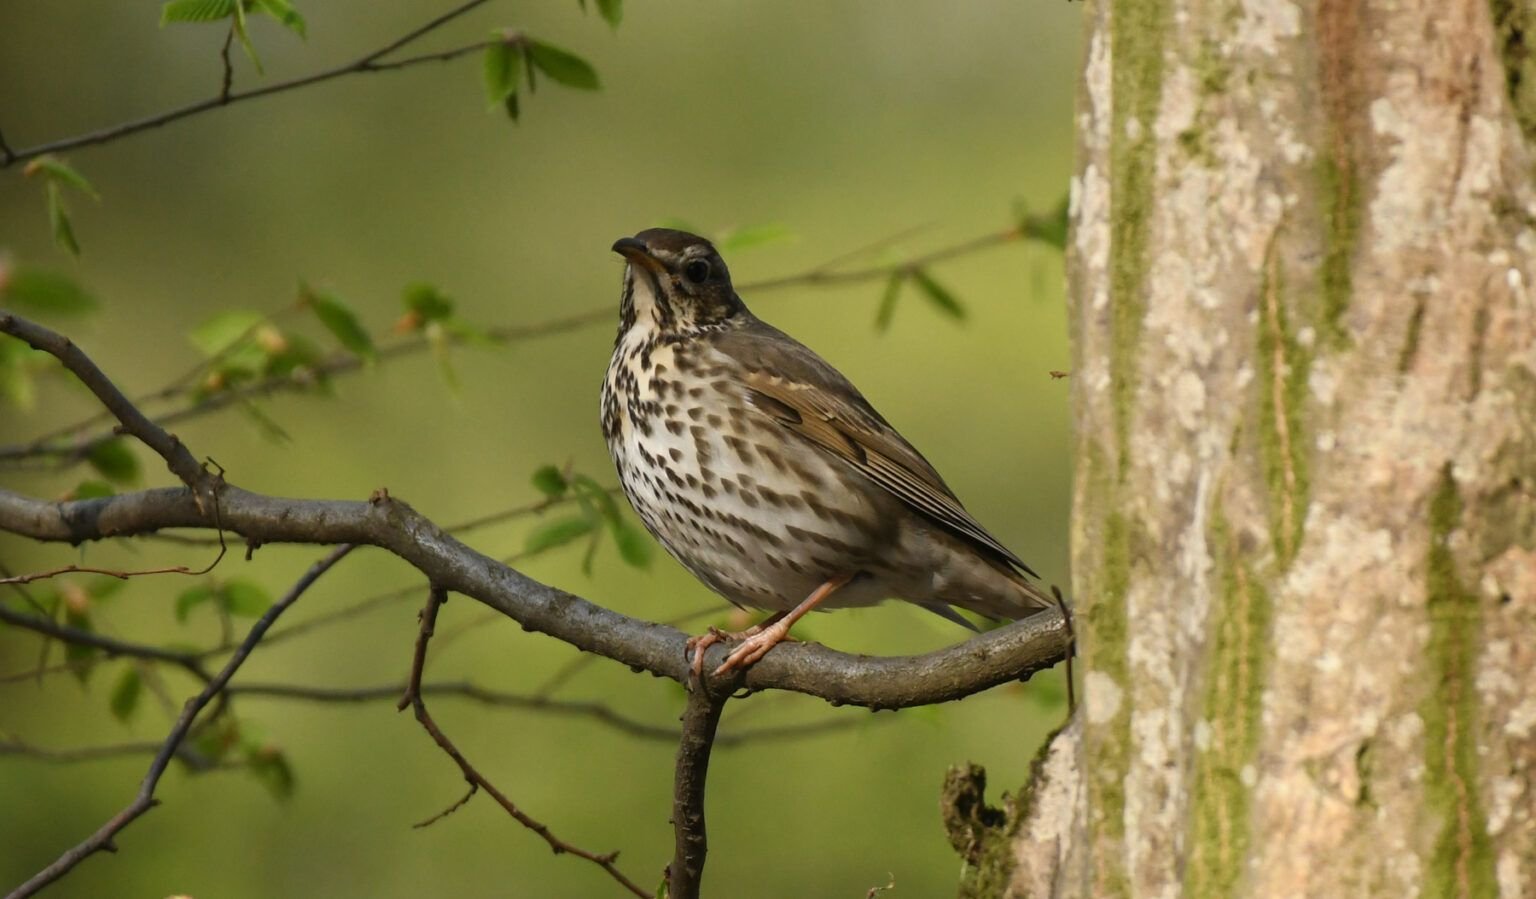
683 259 711 284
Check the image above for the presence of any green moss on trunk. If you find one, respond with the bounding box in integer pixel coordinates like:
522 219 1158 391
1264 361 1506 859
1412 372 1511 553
1184 504 1272 896
1420 468 1497 898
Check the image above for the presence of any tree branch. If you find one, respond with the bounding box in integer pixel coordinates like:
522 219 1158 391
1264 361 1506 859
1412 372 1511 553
5 543 356 899
668 687 726 899
396 586 652 898
0 0 497 167
227 680 871 747
0 602 207 675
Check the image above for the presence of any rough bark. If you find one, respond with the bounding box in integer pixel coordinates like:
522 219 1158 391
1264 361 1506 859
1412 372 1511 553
974 0 1536 895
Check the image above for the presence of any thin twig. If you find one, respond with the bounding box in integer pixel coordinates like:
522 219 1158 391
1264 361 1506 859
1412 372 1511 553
218 25 236 102
396 586 651 898
668 688 726 899
0 0 497 167
0 560 214 587
0 738 171 763
0 314 208 488
0 602 207 675
4 543 356 899
229 679 867 747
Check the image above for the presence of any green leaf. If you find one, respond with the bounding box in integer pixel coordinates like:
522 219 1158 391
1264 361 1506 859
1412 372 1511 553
611 520 653 569
1017 194 1070 251
482 39 523 107
247 745 296 800
716 223 795 252
175 584 218 622
655 876 670 899
503 91 521 122
160 0 236 25
527 40 600 90
524 515 596 555
0 341 35 410
63 606 97 683
1 267 98 315
46 184 80 257
595 0 622 28
189 309 265 357
530 465 568 499
231 1 264 74
71 480 116 500
425 321 459 395
910 268 965 320
87 577 128 601
110 666 143 723
402 283 454 322
302 285 376 361
25 156 100 199
250 0 306 37
221 579 273 617
87 439 140 485
874 272 903 331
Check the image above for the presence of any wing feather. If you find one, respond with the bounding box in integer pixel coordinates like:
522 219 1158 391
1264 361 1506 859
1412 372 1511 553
711 318 1038 578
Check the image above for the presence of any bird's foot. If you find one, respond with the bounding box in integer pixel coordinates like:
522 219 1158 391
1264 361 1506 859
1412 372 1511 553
686 625 759 680
712 618 797 676
686 615 797 679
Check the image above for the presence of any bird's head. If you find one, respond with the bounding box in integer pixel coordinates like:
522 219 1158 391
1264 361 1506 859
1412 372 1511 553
611 228 744 335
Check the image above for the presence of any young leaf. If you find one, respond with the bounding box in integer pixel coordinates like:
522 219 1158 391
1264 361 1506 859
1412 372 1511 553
420 321 459 395
63 606 97 683
503 91 521 122
46 184 80 257
611 520 653 569
874 272 903 331
175 584 218 622
0 341 32 410
250 0 306 38
190 309 265 357
87 438 140 485
524 515 596 554
482 39 523 107
110 666 143 723
527 40 600 90
24 156 100 199
70 480 116 500
402 283 454 322
302 285 376 361
1024 194 1070 251
221 579 273 617
716 223 795 252
595 0 622 27
910 269 965 320
1 267 98 315
160 0 237 25
247 745 296 800
530 464 568 499
231 0 264 73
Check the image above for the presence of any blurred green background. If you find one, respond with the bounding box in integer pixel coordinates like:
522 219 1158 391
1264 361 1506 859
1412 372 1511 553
0 2 1080 896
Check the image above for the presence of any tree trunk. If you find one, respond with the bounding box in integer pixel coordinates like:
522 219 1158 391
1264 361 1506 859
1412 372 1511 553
959 0 1536 895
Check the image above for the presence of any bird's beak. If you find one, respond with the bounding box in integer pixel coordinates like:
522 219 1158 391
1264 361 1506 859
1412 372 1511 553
611 237 666 274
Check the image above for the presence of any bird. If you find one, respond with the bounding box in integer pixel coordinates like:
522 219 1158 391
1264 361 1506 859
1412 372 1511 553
601 228 1053 678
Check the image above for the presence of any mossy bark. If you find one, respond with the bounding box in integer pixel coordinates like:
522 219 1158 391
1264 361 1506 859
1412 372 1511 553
965 0 1536 894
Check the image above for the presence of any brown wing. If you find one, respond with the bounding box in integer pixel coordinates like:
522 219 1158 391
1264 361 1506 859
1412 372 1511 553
710 317 1039 578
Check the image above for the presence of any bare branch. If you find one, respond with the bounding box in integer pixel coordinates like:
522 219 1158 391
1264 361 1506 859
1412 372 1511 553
0 313 209 488
0 480 1072 709
5 543 356 899
0 602 207 674
668 688 726 899
0 738 168 763
228 680 872 747
397 587 652 898
0 0 497 167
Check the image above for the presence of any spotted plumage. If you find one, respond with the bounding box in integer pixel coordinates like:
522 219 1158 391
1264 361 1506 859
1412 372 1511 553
601 228 1052 675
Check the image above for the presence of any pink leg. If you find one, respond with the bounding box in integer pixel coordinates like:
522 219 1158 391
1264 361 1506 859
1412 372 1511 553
713 574 855 676
685 613 784 679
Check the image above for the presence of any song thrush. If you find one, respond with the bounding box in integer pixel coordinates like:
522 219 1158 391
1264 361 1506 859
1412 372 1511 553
602 228 1052 677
